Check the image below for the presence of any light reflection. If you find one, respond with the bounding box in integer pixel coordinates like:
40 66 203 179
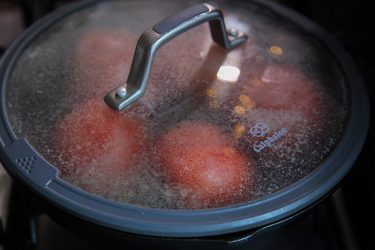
206 87 217 98
239 95 256 109
234 105 246 115
239 94 250 103
270 45 283 55
234 124 246 138
217 65 241 82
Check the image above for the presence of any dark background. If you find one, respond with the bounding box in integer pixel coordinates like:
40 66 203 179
278 1 375 249
0 0 374 249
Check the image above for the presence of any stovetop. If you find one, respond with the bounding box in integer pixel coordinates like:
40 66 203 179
1 0 374 249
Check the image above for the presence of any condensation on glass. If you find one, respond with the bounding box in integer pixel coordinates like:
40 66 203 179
6 0 348 209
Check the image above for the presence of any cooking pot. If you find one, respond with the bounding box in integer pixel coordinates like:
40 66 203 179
0 0 369 249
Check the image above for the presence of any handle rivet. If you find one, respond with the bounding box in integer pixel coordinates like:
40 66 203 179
228 28 239 37
116 87 127 98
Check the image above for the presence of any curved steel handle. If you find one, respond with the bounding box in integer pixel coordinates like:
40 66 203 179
104 3 248 111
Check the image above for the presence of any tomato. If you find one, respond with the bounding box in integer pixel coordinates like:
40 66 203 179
155 122 253 208
53 99 147 177
73 30 136 95
244 65 326 120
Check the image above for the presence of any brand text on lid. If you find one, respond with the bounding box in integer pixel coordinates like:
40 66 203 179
253 128 288 153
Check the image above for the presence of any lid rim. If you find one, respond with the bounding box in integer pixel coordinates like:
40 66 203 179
0 0 369 237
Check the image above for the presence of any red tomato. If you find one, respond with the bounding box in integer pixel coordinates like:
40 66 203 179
155 122 253 208
53 99 147 177
73 30 136 95
244 65 326 120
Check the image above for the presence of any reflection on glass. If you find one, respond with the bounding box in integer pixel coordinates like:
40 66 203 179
234 105 246 114
217 65 240 82
206 87 217 97
270 45 283 55
239 94 255 109
234 123 246 138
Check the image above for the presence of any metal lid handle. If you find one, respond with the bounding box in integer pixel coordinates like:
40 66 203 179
104 2 248 111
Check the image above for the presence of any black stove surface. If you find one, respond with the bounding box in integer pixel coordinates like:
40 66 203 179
1 0 374 249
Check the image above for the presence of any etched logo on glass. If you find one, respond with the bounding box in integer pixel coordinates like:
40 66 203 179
250 123 269 137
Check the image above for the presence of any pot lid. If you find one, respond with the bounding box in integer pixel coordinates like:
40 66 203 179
4 0 349 210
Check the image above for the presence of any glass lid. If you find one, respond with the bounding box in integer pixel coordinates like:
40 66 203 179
5 0 348 209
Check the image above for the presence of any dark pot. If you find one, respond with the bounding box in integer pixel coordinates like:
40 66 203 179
0 0 369 249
